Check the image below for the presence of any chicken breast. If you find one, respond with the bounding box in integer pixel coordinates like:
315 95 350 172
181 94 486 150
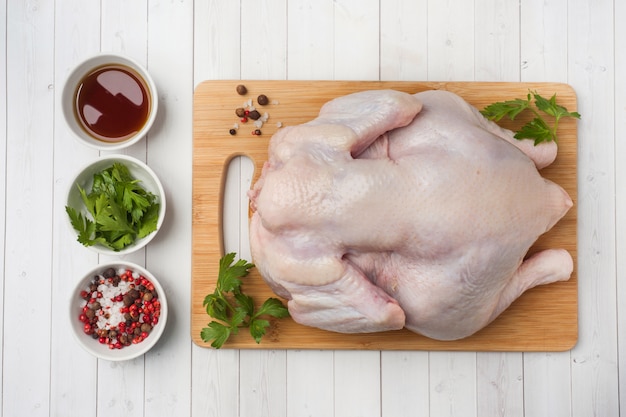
248 89 573 340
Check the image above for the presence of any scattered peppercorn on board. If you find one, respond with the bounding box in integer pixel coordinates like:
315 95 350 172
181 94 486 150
192 80 578 351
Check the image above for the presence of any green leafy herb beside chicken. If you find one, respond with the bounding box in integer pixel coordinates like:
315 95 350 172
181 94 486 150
201 253 290 349
481 91 581 145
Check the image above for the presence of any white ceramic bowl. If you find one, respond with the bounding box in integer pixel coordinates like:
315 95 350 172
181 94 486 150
61 53 158 151
66 154 166 255
69 261 168 361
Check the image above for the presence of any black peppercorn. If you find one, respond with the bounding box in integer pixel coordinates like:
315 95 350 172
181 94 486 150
123 294 133 307
254 129 262 136
257 94 269 105
229 128 237 136
102 268 116 278
248 110 261 120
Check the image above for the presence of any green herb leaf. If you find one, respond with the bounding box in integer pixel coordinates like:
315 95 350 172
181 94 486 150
234 293 255 317
137 203 159 238
231 307 249 329
66 206 96 245
515 117 553 145
480 96 531 122
218 253 253 293
201 253 289 348
532 92 581 121
203 292 229 322
200 321 232 349
249 318 271 344
481 90 580 145
256 297 291 320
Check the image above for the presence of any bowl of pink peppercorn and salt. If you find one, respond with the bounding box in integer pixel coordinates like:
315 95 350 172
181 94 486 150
70 261 168 361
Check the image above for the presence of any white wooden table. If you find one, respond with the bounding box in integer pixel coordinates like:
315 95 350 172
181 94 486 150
1 1 621 416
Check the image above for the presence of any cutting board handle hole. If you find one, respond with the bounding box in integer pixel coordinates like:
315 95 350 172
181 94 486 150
222 154 255 259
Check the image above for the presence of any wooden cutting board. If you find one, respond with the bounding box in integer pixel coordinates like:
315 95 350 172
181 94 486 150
192 80 578 351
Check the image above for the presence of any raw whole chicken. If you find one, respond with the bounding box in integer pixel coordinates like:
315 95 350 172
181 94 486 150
248 89 573 341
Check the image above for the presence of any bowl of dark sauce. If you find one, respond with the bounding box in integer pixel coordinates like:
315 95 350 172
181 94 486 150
62 53 158 151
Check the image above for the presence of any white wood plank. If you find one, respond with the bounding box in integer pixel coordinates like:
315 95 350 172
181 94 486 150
474 0 519 81
0 0 6 414
143 1 194 417
240 350 288 417
95 360 146 416
49 2 101 417
426 0 474 81
286 0 334 80
567 1 619 417
519 2 573 415
378 4 429 416
286 350 334 417
473 3 524 416
380 0 428 81
238 156 255 260
381 351 429 417
101 1 148 61
193 0 241 84
616 0 626 414
520 0 568 82
476 353 523 417
3 2 55 416
93 3 150 416
282 5 339 417
335 351 382 417
241 0 287 80
191 346 240 417
238 4 288 417
192 4 244 417
425 4 477 417
333 0 379 80
429 352 477 417
193 0 242 254
523 352 571 417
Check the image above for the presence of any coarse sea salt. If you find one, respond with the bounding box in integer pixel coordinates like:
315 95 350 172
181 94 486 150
92 269 140 329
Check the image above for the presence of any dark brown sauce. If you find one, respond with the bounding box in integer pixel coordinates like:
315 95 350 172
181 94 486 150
74 64 151 142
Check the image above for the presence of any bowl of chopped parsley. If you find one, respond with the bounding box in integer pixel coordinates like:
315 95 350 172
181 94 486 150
65 154 166 255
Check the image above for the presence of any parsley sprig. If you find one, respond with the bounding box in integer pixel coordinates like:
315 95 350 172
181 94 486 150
66 162 160 251
481 91 580 145
201 253 290 349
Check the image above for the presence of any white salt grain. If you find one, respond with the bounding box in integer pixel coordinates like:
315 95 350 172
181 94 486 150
95 278 132 329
